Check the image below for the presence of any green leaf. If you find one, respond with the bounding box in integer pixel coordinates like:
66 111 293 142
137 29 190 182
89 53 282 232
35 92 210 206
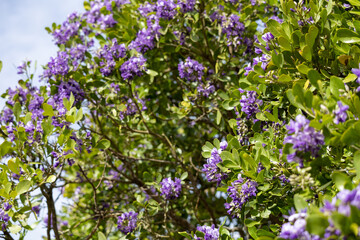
341 122 360 146
43 103 54 117
180 172 188 180
13 102 22 121
98 232 107 240
305 26 319 48
278 74 292 83
297 63 311 74
301 45 312 61
96 139 111 150
16 180 31 195
330 76 344 98
46 175 56 183
272 51 284 68
24 112 32 124
76 108 83 122
355 152 360 179
216 109 222 125
294 194 308 212
332 171 351 191
8 159 19 174
178 232 192 239
9 225 21 234
337 28 360 43
306 214 329 236
264 111 276 122
0 141 12 157
348 0 360 6
307 70 321 90
278 36 292 50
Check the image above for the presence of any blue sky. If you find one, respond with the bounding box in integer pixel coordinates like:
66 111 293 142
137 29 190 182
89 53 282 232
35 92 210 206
0 0 83 238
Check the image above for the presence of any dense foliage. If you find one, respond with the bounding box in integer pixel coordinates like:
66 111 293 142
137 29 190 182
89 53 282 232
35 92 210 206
1 0 360 239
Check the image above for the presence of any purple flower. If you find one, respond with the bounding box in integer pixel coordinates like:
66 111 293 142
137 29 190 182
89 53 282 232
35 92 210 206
225 174 258 215
283 115 324 166
52 12 81 45
279 209 312 239
48 79 85 117
352 64 360 92
194 224 219 240
160 177 182 200
239 90 263 119
333 101 349 124
262 32 274 42
129 28 155 53
32 205 41 216
17 61 30 75
98 38 127 76
0 108 13 124
44 51 70 78
120 56 147 80
3 203 12 211
221 14 245 47
178 0 196 13
156 0 177 20
117 211 138 234
202 144 228 185
178 57 204 82
197 84 215 97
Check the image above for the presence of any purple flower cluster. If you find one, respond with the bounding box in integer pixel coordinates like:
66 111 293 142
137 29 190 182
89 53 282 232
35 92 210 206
225 174 258 216
117 211 138 234
160 177 182 200
178 57 205 82
197 84 215 97
120 56 147 80
52 12 81 45
83 0 119 30
283 115 324 166
221 14 245 47
244 53 270 76
202 141 228 185
48 79 85 118
43 51 70 79
129 28 156 54
156 0 177 20
239 89 263 119
178 0 196 13
0 202 12 227
279 209 314 239
17 61 31 75
194 224 219 240
333 101 348 124
0 108 13 124
98 38 127 76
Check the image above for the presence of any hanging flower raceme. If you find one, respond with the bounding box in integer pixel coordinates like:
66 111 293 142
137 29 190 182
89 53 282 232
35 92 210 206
178 0 196 13
194 224 219 240
98 38 127 76
279 209 314 239
333 101 349 124
52 12 81 45
156 0 177 20
221 14 245 48
202 141 228 185
238 89 263 119
178 57 205 82
160 177 182 200
225 174 258 216
120 56 147 80
117 211 138 234
283 115 324 166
